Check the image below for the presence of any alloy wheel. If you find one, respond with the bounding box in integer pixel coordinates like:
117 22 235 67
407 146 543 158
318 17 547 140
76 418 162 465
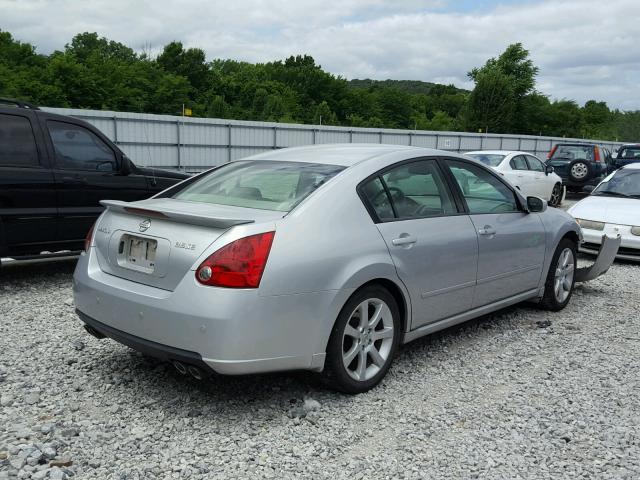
550 184 562 206
342 298 394 382
554 248 575 303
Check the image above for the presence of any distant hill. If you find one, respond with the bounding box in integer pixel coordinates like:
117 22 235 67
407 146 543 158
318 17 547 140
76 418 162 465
348 78 468 96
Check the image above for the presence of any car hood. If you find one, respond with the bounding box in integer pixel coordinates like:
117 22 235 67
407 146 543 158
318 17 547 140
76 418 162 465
135 165 190 180
568 195 640 225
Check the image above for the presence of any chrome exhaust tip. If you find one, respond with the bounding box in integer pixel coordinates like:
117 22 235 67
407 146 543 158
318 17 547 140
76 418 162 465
173 361 187 375
187 366 203 380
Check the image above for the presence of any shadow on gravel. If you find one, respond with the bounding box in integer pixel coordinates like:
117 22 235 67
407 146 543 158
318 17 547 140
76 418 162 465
80 301 538 417
0 258 77 283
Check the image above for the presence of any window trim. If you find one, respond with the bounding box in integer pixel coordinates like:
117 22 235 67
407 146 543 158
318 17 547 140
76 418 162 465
356 156 465 224
46 119 119 172
440 156 526 215
0 112 44 169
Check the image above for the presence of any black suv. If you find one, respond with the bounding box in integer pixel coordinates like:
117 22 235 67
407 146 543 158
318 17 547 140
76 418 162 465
546 143 614 193
612 144 640 169
0 99 189 265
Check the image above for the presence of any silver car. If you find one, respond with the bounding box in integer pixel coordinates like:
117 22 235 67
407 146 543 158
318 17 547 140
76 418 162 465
74 145 599 393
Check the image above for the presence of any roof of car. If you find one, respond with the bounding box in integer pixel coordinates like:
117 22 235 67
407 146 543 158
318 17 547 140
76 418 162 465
242 144 451 167
465 150 532 156
621 162 640 170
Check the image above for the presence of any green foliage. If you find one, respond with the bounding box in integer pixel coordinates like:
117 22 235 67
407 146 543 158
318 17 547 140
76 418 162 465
0 30 637 141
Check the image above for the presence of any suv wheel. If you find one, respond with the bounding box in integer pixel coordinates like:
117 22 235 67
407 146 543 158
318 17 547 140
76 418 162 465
323 285 401 394
569 160 590 182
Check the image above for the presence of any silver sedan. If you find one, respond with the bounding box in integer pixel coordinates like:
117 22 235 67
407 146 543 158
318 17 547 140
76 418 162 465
74 145 599 393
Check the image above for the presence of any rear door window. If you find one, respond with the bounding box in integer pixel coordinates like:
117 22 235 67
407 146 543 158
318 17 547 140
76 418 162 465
0 114 40 167
47 121 117 172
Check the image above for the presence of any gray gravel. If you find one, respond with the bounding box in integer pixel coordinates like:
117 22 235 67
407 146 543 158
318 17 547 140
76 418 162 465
1 258 639 479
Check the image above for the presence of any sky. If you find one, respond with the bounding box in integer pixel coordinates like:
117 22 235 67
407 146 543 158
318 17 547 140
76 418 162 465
1 0 639 109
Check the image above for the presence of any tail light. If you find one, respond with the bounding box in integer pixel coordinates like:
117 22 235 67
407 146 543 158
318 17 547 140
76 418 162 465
547 145 558 159
594 147 601 162
84 222 96 252
196 232 275 288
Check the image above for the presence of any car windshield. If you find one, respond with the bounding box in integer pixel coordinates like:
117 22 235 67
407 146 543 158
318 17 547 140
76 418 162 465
592 169 640 199
618 147 640 159
551 145 594 161
172 160 345 211
467 153 505 167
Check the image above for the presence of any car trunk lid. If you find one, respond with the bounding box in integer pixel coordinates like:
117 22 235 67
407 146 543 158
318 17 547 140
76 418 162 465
92 198 284 291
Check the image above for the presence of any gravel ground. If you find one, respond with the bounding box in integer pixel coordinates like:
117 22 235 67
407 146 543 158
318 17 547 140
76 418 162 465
1 256 639 480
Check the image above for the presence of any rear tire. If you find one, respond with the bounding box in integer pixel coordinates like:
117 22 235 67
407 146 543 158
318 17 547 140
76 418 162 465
539 238 577 311
323 285 401 394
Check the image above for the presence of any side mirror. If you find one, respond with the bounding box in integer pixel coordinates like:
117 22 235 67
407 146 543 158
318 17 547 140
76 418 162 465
121 155 133 175
527 196 547 213
583 185 595 194
545 164 554 175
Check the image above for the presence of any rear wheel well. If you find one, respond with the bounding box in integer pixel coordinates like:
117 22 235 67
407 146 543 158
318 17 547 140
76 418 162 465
356 278 408 334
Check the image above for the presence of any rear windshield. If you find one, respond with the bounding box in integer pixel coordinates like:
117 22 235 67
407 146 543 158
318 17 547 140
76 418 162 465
551 145 594 161
617 147 640 159
173 160 345 211
467 153 505 167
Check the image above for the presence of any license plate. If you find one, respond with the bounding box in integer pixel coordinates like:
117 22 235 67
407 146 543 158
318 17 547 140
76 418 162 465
120 235 157 272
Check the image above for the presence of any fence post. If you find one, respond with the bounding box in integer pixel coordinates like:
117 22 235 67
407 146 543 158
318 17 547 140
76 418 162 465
350 130 354 143
176 119 181 170
112 116 118 145
273 126 277 149
408 132 413 146
379 131 383 144
227 124 232 162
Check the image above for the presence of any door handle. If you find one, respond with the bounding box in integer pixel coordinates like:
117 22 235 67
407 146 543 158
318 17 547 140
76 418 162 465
478 225 496 236
392 234 417 246
62 176 87 185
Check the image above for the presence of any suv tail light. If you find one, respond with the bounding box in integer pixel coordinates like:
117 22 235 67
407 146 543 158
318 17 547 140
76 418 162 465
594 147 601 162
547 145 558 159
84 222 96 252
196 232 275 288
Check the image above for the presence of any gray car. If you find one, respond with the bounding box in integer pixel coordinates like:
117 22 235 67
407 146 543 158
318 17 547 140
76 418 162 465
73 144 605 393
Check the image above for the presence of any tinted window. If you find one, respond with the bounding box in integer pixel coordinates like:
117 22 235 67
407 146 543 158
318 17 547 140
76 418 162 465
380 160 456 219
619 147 640 159
467 153 505 167
551 145 594 161
526 156 545 172
48 121 116 171
0 114 39 167
446 160 519 214
510 155 528 170
173 160 344 212
361 177 395 221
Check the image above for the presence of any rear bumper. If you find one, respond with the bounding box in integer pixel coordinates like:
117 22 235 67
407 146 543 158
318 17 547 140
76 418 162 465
73 249 341 375
77 309 213 372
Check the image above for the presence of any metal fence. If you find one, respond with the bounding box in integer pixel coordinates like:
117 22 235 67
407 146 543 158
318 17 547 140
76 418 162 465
43 107 625 173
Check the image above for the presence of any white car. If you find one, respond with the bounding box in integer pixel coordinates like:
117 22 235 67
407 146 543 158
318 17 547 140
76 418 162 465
567 163 640 261
466 150 565 207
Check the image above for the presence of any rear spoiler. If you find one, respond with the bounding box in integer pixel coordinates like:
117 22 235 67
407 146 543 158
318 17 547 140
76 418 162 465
100 200 254 229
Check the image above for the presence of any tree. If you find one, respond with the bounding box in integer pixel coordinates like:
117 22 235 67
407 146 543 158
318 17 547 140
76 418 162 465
465 66 516 133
